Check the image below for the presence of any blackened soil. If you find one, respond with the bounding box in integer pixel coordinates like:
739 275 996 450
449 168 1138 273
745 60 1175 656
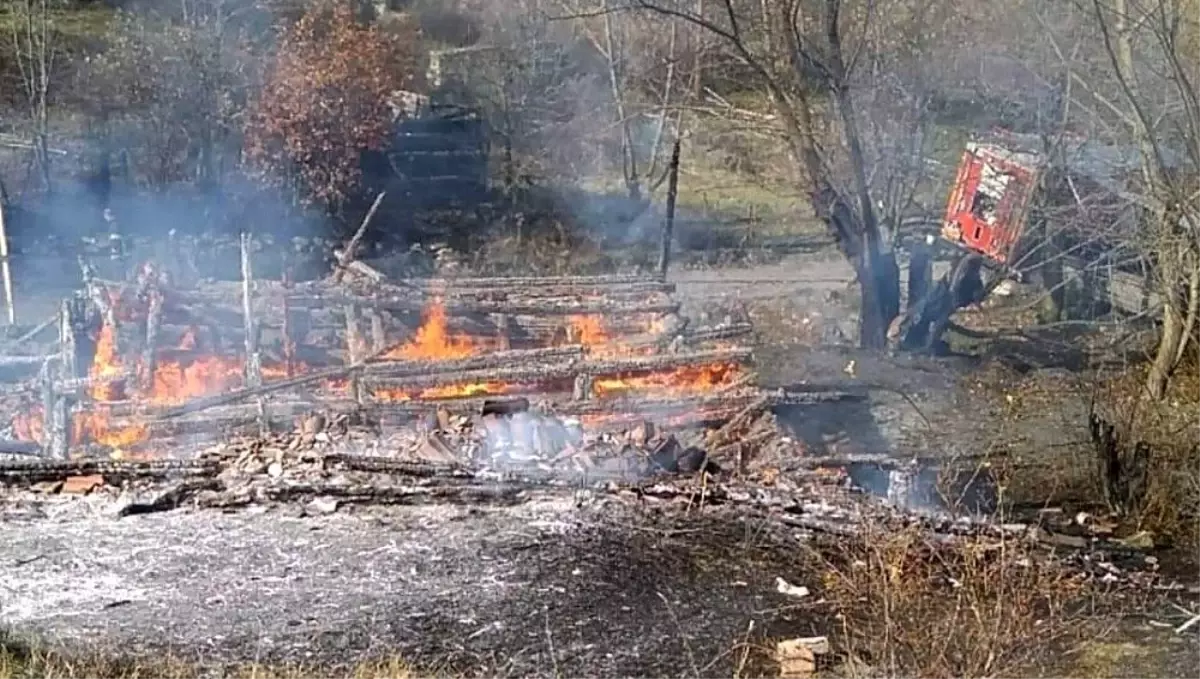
0 493 825 677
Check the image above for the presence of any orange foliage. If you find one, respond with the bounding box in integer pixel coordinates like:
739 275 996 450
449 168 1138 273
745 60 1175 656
243 1 423 205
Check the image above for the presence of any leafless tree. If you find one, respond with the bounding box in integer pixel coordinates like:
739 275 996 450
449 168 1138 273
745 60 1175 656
1038 0 1199 398
81 0 263 191
630 0 967 348
6 0 56 193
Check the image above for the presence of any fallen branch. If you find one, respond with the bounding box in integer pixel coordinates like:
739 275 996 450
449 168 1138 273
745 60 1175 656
332 191 386 284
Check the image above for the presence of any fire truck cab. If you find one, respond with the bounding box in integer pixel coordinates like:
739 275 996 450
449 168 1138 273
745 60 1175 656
940 142 1043 267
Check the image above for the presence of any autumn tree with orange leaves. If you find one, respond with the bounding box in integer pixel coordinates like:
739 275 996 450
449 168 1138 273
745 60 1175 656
244 3 422 206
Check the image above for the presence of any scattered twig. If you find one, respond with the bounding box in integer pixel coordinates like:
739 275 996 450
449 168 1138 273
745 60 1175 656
656 590 701 677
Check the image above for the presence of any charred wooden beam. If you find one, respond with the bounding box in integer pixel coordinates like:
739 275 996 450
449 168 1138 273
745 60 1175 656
285 293 682 318
682 322 754 344
0 457 219 485
363 345 585 378
580 347 752 375
0 439 40 455
381 274 667 289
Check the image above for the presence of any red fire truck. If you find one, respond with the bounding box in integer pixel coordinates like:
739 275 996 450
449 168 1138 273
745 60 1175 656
940 142 1043 266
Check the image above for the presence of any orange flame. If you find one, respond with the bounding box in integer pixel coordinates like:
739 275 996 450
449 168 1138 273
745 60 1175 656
569 315 610 347
373 380 521 402
385 300 476 360
90 325 126 401
592 362 742 398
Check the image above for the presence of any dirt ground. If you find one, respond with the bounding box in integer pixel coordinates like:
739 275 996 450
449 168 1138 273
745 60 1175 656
1 489 829 677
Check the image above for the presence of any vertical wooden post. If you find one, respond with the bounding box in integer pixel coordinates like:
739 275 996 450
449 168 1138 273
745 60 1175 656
59 298 79 380
50 298 87 459
344 304 366 405
0 199 15 325
142 286 163 395
240 232 266 434
39 357 56 457
494 314 511 350
572 373 593 401
81 259 119 356
281 253 296 378
369 308 387 354
657 139 681 278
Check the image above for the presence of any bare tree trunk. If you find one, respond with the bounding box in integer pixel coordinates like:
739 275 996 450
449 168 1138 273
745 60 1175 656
601 0 642 201
1099 0 1197 398
822 0 899 347
1148 305 1182 399
1031 212 1065 324
1172 262 1199 366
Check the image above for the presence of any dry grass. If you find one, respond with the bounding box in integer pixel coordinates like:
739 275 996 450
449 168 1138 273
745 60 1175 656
0 634 416 679
817 525 1095 678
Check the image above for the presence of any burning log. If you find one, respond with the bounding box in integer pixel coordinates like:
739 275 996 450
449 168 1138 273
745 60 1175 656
152 362 365 420
580 346 752 375
363 347 751 402
80 261 118 352
363 345 585 377
145 342 581 422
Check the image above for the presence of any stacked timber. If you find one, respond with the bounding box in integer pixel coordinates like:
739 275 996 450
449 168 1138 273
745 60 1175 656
1 256 864 462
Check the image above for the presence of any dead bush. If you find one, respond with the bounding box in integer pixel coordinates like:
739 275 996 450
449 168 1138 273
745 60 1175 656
819 525 1092 678
1094 365 1200 550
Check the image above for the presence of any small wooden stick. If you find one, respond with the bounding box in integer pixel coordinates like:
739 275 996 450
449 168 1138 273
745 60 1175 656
333 191 386 283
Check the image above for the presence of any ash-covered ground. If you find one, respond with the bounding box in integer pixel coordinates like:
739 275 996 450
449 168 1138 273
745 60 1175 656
1 488 824 676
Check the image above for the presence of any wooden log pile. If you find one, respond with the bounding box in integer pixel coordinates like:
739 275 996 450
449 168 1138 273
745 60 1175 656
3 246 828 461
